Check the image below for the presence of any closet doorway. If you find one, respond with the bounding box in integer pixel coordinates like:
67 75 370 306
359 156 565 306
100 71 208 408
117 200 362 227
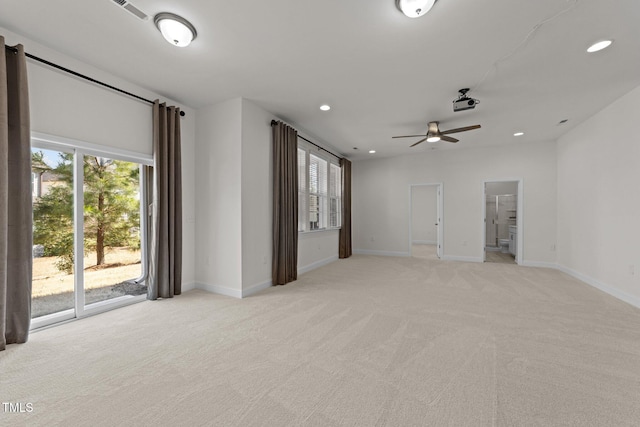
410 183 443 260
483 180 522 264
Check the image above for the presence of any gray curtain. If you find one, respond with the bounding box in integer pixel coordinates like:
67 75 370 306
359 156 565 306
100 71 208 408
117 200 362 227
147 101 182 299
339 158 352 259
1 38 32 350
272 121 298 285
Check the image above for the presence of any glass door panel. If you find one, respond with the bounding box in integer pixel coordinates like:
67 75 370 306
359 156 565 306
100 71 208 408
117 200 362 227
82 155 146 308
31 148 75 319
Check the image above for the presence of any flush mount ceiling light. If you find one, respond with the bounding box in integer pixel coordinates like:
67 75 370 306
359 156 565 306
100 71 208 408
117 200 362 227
513 132 524 136
320 104 331 111
154 12 197 47
587 40 612 53
369 150 376 154
396 0 437 18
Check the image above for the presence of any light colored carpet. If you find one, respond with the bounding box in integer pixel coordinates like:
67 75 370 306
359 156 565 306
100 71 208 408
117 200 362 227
411 244 439 260
2 255 640 426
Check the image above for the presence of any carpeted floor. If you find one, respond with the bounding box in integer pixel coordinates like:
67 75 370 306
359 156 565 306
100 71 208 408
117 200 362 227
411 244 440 260
2 255 640 426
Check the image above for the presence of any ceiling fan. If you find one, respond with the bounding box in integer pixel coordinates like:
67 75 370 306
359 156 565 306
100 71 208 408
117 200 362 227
392 121 481 147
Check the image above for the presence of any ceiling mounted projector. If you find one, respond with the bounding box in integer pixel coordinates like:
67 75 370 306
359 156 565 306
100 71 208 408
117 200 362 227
453 88 480 112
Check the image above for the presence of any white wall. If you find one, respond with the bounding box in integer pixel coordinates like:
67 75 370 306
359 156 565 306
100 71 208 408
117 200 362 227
411 185 437 244
194 97 340 297
353 142 557 263
298 230 340 273
239 100 341 289
1 26 197 288
557 85 640 306
240 99 273 292
195 99 243 294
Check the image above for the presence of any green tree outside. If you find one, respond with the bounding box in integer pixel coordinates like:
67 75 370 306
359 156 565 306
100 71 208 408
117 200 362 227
32 151 140 273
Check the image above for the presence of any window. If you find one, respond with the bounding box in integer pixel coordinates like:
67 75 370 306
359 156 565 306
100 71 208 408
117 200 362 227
298 141 341 232
329 163 342 228
297 148 306 232
30 133 151 329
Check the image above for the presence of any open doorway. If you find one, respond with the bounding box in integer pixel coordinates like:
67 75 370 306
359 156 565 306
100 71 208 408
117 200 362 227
410 183 443 260
483 180 522 264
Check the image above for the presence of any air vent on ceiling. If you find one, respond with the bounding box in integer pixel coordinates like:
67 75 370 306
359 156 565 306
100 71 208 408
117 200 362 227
111 0 149 21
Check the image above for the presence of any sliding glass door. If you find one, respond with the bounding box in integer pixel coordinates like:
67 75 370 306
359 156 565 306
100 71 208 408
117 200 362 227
31 147 76 321
82 155 146 309
30 134 151 328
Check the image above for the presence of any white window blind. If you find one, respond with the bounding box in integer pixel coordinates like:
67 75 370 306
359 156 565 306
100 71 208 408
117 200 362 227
297 140 342 232
309 154 327 230
297 148 307 232
329 163 342 228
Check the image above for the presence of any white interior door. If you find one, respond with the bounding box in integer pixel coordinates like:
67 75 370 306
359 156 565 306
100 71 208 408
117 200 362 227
410 183 443 259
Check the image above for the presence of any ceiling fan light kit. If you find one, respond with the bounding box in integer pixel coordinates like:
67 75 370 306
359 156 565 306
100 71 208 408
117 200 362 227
396 0 437 18
393 121 481 147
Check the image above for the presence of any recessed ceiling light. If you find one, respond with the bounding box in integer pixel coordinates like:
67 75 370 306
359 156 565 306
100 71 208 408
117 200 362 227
320 104 331 111
396 0 437 18
426 136 440 143
154 13 197 47
369 150 376 154
513 132 524 136
587 40 612 53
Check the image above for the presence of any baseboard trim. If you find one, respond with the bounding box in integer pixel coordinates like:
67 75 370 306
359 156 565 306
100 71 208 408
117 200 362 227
195 282 242 299
556 265 640 310
242 280 272 298
440 255 483 263
353 249 410 257
298 255 339 275
412 240 436 245
182 282 197 292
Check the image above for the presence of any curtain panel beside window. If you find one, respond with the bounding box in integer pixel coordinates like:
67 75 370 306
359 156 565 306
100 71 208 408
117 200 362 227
272 121 298 285
1 38 32 350
339 158 352 259
147 101 182 299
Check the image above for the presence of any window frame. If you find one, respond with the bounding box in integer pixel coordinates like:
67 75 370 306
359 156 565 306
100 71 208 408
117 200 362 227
329 162 342 229
297 139 342 233
30 132 152 330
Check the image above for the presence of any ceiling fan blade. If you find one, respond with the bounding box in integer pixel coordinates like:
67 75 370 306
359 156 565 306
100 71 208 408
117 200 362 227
392 135 427 139
410 137 428 147
440 135 459 143
440 124 481 135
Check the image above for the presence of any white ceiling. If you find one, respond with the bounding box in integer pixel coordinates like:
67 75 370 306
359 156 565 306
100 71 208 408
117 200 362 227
1 0 639 159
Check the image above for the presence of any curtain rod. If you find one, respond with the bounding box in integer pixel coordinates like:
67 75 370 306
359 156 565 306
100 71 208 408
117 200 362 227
270 120 342 159
4 45 186 117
